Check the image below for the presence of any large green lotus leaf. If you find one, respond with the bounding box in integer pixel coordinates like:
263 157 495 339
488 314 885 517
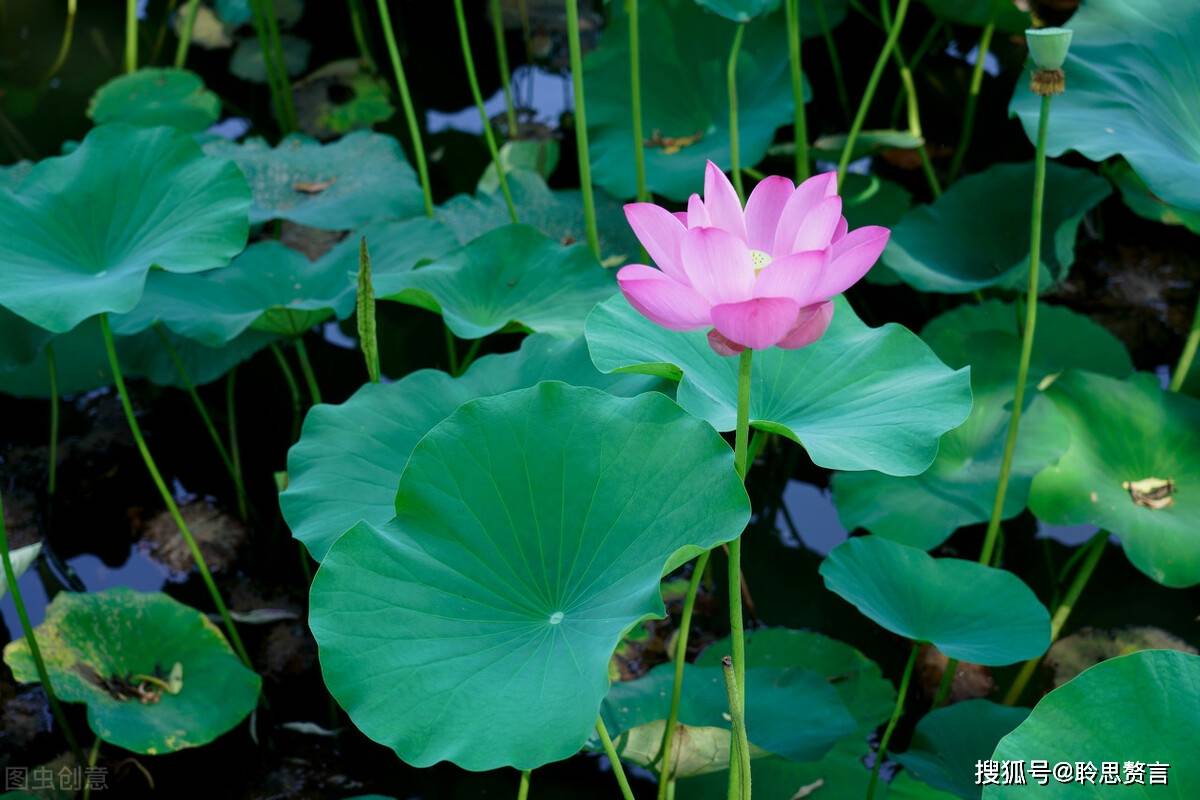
87 68 220 132
895 701 1030 800
436 171 641 266
282 334 659 561
1009 0 1200 213
600 662 856 771
986 650 1200 798
2 588 260 754
0 160 33 188
586 294 972 476
0 318 275 398
108 231 388 343
309 382 751 770
203 131 423 228
584 0 797 201
833 302 1132 548
1104 160 1200 236
820 536 1050 665
0 124 250 333
883 162 1111 293
0 543 41 601
0 308 52 370
695 628 895 738
381 224 615 340
695 0 780 22
918 0 1029 32
1028 370 1200 588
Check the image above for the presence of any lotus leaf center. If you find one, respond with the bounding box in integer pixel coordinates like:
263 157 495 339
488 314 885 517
548 611 564 625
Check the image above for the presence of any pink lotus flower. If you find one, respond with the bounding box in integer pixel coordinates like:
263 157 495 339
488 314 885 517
617 161 890 355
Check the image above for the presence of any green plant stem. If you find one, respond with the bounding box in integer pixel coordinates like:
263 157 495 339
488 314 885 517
293 338 322 405
98 315 252 668
269 342 303 443
376 0 435 217
566 0 601 259
42 0 77 83
124 0 137 72
249 0 288 132
174 0 200 67
931 657 955 707
1003 531 1107 704
878 1 940 198
226 368 247 523
348 0 375 70
595 717 637 800
978 93 1052 567
0 490 83 763
947 9 997 181
815 0 851 124
517 769 532 800
866 642 919 800
836 0 911 187
784 0 809 182
721 656 752 800
726 23 747 202
154 325 247 519
490 0 519 137
458 338 483 376
46 343 59 496
453 0 518 223
81 737 101 800
443 327 460 375
1170 297 1200 392
261 0 296 131
725 348 754 799
626 0 649 201
656 550 712 798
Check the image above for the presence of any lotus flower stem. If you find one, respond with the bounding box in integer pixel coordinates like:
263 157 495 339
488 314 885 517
815 0 851 124
226 367 248 523
375 0 435 217
1170 298 1200 392
866 641 919 800
721 655 752 800
81 737 101 800
348 0 376 71
725 348 754 798
124 0 137 72
594 716 637 800
0 490 82 763
42 0 77 83
726 23 748 201
1003 529 1107 704
174 0 201 67
357 237 381 383
453 0 519 224
655 550 712 799
566 0 601 259
153 324 247 519
46 343 59 496
517 769 532 800
490 0 519 138
627 0 649 202
269 342 303 443
98 314 252 668
837 0 912 187
978 91 1053 568
947 13 997 181
294 337 322 405
930 657 956 708
784 0 810 182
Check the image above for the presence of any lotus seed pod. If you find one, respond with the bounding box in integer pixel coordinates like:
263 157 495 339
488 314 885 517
1026 27 1073 71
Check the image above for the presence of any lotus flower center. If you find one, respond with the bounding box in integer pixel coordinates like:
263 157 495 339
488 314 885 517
750 249 772 271
548 611 564 625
